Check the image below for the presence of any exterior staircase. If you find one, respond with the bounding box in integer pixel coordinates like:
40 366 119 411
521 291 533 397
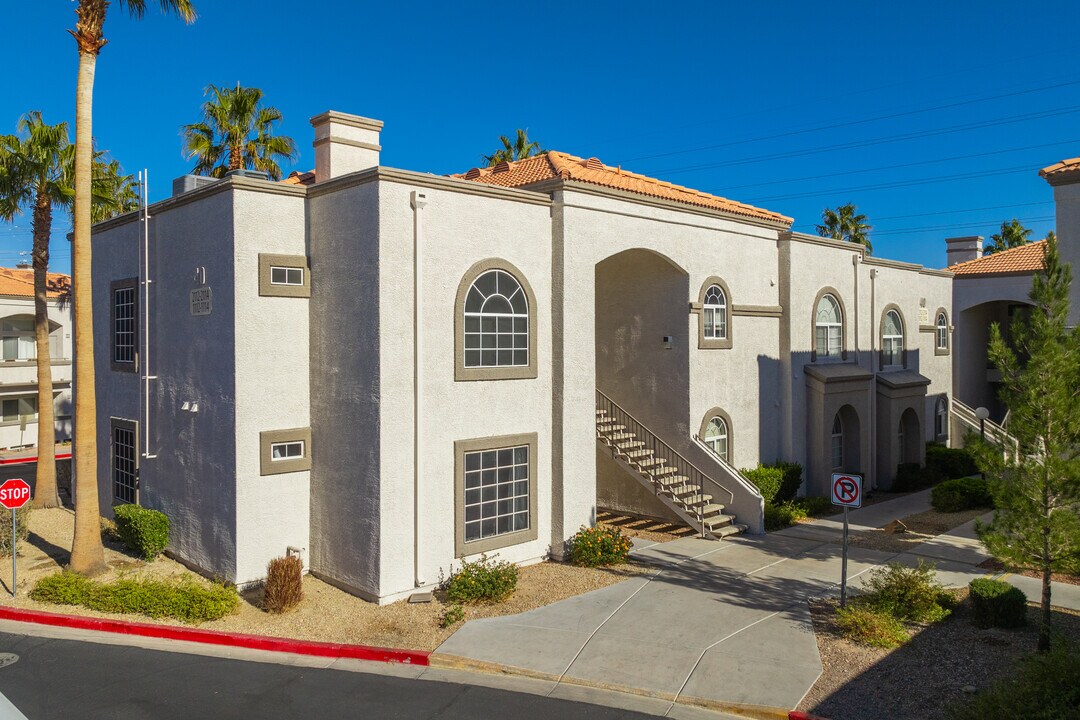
596 389 747 540
950 398 1019 458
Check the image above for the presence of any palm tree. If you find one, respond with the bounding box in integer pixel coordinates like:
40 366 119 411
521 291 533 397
0 113 71 510
816 203 873 255
984 219 1033 255
182 83 297 181
482 129 543 166
69 0 197 576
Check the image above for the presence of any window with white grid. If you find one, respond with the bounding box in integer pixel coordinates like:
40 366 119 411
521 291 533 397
112 422 137 504
703 284 727 340
815 294 843 359
113 286 136 365
463 444 529 543
882 309 904 367
463 270 528 368
936 312 948 350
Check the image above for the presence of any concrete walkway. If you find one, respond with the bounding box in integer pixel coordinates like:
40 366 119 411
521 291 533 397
436 494 1080 713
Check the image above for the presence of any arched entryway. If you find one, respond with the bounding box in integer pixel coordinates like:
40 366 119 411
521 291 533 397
831 404 861 475
898 407 921 465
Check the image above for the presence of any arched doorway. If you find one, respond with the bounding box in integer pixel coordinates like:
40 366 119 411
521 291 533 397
898 407 920 465
831 404 861 475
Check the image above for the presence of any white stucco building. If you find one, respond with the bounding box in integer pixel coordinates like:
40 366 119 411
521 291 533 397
90 110 954 603
0 267 72 451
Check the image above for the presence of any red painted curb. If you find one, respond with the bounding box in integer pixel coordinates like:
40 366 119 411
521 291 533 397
789 712 830 720
0 452 72 466
0 605 429 666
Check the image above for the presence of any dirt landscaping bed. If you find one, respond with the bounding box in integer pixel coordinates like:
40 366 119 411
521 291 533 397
844 507 989 555
2 508 649 651
977 557 1080 587
800 591 1080 720
596 511 695 543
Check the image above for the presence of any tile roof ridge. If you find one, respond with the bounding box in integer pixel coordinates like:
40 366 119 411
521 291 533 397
947 238 1046 270
1040 156 1080 177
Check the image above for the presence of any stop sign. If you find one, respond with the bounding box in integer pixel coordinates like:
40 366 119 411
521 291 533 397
0 479 31 510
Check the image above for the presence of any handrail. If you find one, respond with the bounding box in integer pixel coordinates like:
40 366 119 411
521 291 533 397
691 434 766 503
596 390 735 535
951 398 1019 456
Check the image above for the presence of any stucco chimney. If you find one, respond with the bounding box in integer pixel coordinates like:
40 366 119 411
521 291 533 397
945 236 982 266
310 111 383 181
1042 159 1080 326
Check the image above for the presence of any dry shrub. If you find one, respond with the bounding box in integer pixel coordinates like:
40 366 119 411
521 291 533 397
263 555 304 614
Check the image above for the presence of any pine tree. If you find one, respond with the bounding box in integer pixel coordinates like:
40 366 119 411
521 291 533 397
975 232 1080 653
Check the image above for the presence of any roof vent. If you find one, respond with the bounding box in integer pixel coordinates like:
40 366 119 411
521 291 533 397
15 262 30 270
492 160 513 174
172 174 220 197
584 157 604 170
464 167 483 180
226 168 272 181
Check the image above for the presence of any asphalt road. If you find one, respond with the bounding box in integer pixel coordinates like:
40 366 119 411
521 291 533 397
0 631 662 719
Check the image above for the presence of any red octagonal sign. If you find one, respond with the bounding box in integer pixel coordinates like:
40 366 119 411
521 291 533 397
0 479 31 510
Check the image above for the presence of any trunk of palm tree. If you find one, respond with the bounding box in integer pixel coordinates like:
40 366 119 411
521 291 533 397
30 191 59 509
69 36 107 576
229 145 242 171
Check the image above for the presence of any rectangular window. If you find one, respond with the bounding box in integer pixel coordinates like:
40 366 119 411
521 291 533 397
270 266 304 286
883 337 902 367
271 440 304 461
2 397 37 423
462 444 530 544
831 435 843 472
113 285 136 366
112 421 137 504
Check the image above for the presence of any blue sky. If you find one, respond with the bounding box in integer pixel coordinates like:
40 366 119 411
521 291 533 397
2 0 1079 274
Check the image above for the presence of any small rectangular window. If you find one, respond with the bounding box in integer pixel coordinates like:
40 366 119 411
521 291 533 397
111 281 137 370
270 266 304 286
112 420 138 505
270 440 305 461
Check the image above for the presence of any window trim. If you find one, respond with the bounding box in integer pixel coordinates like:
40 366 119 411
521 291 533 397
260 427 312 475
690 276 733 349
878 304 907 369
830 412 844 472
935 396 949 439
454 432 539 557
270 266 305 287
259 253 311 298
110 278 138 373
698 407 734 463
934 308 950 356
811 287 847 362
110 416 139 506
454 259 538 382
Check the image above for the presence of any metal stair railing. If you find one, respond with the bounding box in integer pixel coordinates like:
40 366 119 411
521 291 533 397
691 434 767 505
951 398 1019 458
596 389 735 537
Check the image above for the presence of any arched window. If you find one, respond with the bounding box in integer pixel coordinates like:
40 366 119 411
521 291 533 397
936 312 948 351
830 413 844 471
704 416 729 462
882 309 904 368
456 260 538 381
897 417 905 460
815 294 843 359
936 397 948 437
703 285 727 340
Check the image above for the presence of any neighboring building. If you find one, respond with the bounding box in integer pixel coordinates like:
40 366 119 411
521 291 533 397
0 267 72 450
90 110 952 603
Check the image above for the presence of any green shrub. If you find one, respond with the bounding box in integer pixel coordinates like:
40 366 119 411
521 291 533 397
30 571 239 623
969 578 1027 628
0 506 31 556
796 496 834 516
892 462 941 492
113 504 170 560
926 443 979 480
742 465 784 504
444 554 518 604
863 561 951 622
567 525 632 567
263 555 304 614
931 477 993 513
764 501 808 531
949 639 1080 719
835 605 909 648
772 462 804 503
439 604 465 628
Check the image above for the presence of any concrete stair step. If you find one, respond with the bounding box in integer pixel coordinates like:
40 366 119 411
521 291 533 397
678 493 713 506
656 475 690 488
597 423 626 433
624 449 654 460
615 440 645 451
649 466 678 477
699 503 727 516
636 457 666 469
703 514 736 529
605 432 635 442
713 524 743 538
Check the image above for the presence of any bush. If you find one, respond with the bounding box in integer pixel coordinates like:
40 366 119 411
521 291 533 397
949 639 1080 719
835 605 909 648
931 477 993 513
863 561 950 622
926 442 979 480
263 555 304 614
892 462 942 492
568 525 632 567
30 571 239 624
444 554 518 604
969 578 1027 628
742 465 784 504
773 462 804 503
113 504 170 560
797 496 834 516
0 506 31 556
764 501 807 531
439 604 465 628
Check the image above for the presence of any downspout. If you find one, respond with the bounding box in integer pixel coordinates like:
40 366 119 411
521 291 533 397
411 190 428 588
869 264 879 490
139 171 157 461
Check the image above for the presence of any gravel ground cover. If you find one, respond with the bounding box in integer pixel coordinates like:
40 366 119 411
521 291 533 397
2 508 648 650
800 591 1080 720
843 507 988 555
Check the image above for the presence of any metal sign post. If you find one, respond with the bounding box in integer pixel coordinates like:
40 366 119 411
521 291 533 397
0 479 32 597
9 509 14 598
831 473 863 609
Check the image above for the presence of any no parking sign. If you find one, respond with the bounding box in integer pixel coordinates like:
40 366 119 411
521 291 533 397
831 473 862 508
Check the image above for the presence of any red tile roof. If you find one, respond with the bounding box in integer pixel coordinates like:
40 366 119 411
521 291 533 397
283 169 316 186
451 152 793 225
948 240 1046 276
1040 157 1080 182
0 268 70 299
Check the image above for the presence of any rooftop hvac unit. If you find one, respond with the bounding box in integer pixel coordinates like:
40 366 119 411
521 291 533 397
225 168 273 181
172 174 220 197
